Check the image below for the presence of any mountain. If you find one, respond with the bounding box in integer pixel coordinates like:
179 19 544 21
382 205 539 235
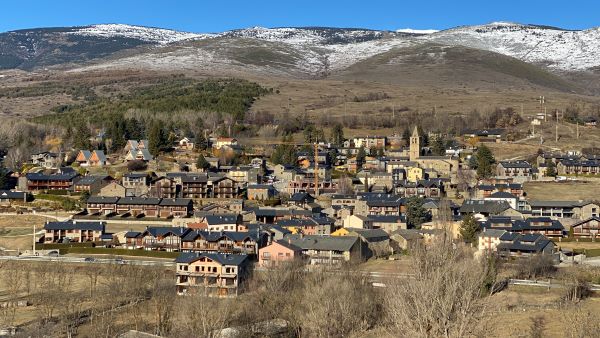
0 23 599 93
0 24 207 70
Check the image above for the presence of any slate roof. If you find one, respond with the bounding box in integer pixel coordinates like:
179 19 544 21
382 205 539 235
289 192 314 202
44 220 105 231
368 215 405 223
499 161 532 169
489 191 518 199
123 173 148 179
204 214 239 225
87 196 120 204
26 171 78 181
76 175 108 185
175 252 249 266
481 217 564 232
285 234 358 252
528 200 592 208
159 198 193 207
0 190 27 200
142 226 190 238
496 233 554 253
183 229 265 243
125 231 142 238
460 200 511 214
345 228 390 241
117 197 161 205
272 240 303 251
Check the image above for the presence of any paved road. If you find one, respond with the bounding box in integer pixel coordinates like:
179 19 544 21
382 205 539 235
0 254 174 267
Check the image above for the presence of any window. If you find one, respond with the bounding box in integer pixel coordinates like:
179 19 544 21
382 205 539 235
195 266 200 272
263 252 271 258
285 253 291 257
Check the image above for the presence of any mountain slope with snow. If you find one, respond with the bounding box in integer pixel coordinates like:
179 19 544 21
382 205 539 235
426 22 600 71
1 23 600 81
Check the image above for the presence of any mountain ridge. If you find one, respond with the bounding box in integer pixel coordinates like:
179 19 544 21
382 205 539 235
1 22 599 94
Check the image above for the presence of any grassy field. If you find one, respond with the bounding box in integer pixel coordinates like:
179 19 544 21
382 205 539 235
524 181 600 201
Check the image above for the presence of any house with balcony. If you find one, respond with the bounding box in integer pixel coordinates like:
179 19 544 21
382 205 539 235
175 252 249 297
571 217 600 239
181 230 267 255
496 233 556 258
30 152 62 169
557 159 600 176
394 179 444 198
496 161 533 183
25 167 79 192
73 175 112 194
275 217 334 235
527 200 600 219
137 226 191 251
481 216 564 238
158 198 194 218
43 220 105 243
285 234 363 265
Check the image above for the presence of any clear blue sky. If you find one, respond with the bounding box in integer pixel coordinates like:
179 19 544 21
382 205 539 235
1 0 598 33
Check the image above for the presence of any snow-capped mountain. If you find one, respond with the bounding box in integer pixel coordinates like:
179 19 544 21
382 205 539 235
426 22 600 71
1 22 599 76
69 24 214 44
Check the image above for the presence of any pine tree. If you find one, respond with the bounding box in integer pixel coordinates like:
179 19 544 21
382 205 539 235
196 154 210 171
460 213 480 245
431 135 446 156
406 196 427 228
0 162 7 189
402 128 411 145
545 160 557 177
476 145 495 178
331 123 344 145
73 123 92 150
148 122 167 156
356 146 366 165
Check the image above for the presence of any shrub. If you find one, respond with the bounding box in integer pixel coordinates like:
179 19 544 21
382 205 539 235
127 160 147 171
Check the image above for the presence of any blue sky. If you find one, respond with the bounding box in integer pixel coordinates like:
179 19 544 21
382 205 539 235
1 0 598 33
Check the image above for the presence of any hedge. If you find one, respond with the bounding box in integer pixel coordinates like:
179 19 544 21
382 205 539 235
36 242 95 250
573 248 600 258
60 247 179 259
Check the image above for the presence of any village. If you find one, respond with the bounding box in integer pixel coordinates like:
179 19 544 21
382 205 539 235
0 91 599 336
1 115 599 278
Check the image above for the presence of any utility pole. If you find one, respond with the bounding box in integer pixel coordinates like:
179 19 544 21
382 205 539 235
555 111 559 142
33 222 36 255
314 142 319 197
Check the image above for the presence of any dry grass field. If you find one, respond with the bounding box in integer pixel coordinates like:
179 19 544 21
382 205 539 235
524 181 600 201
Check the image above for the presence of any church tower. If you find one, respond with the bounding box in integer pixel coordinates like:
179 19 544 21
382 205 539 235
409 126 420 161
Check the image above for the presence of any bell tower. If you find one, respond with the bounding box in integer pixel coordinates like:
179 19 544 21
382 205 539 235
409 126 420 161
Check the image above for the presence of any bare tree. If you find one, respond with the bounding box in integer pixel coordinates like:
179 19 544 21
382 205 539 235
385 237 491 338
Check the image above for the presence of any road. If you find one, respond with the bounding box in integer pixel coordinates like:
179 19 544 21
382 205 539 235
0 254 174 267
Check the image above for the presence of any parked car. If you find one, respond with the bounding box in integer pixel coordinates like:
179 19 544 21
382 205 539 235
84 257 96 262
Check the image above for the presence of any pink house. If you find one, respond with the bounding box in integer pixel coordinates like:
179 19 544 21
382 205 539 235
259 240 303 267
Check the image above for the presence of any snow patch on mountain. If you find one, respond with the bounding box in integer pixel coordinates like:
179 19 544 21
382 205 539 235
426 22 600 71
69 24 213 44
396 28 439 34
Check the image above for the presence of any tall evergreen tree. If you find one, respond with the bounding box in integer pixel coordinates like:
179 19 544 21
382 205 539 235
476 145 495 178
73 123 91 150
430 135 446 156
196 154 210 171
356 146 366 165
402 128 411 145
331 123 344 145
545 160 557 177
406 196 427 228
460 213 480 245
148 121 167 156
